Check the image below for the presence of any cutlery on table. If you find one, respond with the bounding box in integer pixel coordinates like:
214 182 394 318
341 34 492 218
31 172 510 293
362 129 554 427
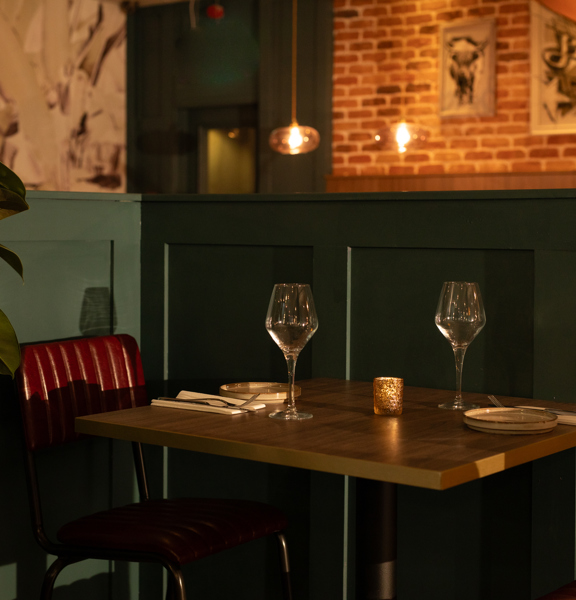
488 394 576 417
157 393 261 412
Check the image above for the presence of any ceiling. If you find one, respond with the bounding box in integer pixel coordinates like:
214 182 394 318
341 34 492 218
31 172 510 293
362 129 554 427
537 0 576 21
108 0 576 22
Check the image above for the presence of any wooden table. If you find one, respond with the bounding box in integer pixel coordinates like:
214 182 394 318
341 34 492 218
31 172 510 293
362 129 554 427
76 378 576 491
75 378 576 600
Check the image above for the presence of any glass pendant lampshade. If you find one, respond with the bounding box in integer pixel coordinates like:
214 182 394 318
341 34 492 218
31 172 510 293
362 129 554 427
374 120 428 154
269 122 320 155
269 0 320 155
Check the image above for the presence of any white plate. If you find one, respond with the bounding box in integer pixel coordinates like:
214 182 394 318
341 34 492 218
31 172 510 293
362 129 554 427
463 407 558 435
220 382 301 404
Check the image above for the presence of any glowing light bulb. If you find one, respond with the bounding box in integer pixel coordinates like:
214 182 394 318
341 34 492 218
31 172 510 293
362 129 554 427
374 121 429 154
289 126 304 150
395 122 411 154
269 123 320 155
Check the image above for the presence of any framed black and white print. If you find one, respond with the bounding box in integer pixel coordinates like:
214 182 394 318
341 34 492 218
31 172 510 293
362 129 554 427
439 18 496 117
531 1 576 134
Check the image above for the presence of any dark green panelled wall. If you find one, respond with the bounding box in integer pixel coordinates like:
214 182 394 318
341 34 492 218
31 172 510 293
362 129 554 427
127 0 333 194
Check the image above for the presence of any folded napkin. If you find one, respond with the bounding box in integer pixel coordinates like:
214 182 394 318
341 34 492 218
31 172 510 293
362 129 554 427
151 390 266 415
517 406 576 426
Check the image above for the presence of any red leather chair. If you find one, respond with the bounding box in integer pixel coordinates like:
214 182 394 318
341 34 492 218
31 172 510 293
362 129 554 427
15 334 292 600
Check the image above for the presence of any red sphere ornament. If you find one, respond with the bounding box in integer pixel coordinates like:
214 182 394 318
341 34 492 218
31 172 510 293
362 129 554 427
206 3 224 19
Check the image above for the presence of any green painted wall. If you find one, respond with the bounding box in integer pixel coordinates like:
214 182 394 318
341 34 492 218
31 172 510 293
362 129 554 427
140 189 576 600
2 189 576 599
0 191 142 600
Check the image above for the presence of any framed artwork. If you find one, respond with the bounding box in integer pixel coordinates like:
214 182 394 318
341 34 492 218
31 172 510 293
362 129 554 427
439 18 496 117
530 1 576 134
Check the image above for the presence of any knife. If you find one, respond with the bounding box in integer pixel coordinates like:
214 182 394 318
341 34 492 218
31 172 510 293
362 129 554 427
156 397 249 412
517 405 576 417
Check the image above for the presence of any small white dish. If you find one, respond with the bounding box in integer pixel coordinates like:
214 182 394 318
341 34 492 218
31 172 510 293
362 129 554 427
463 407 558 435
220 382 300 404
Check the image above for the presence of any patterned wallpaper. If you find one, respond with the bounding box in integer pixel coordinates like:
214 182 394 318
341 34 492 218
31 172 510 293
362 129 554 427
0 0 126 192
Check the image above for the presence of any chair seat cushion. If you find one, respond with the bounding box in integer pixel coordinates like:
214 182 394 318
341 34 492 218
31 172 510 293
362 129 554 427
57 498 288 565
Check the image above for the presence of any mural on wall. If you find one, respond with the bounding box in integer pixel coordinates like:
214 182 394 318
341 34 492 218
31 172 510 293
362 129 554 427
531 1 576 134
439 18 496 117
0 0 126 192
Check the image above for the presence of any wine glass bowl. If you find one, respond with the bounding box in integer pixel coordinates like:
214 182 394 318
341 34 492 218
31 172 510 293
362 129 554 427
266 283 318 420
435 282 486 410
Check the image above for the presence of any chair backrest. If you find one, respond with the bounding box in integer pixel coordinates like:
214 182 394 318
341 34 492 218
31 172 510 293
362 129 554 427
16 334 148 452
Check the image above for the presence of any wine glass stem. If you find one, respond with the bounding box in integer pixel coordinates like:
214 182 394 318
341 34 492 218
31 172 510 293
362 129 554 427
285 353 299 414
453 346 467 402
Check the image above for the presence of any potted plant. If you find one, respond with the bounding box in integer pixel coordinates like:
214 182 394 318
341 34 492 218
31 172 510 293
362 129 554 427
0 161 28 377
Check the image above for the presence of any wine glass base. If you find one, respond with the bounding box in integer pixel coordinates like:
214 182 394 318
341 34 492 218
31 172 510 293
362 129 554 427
269 410 313 421
438 401 479 411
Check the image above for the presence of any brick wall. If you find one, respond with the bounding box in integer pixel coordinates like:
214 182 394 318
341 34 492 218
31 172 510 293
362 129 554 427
332 0 576 177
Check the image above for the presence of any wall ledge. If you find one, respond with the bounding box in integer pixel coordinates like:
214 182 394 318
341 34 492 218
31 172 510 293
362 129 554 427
325 172 576 194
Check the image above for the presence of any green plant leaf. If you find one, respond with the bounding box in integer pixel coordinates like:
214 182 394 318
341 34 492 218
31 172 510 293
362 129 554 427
0 162 28 220
0 244 23 280
0 309 20 377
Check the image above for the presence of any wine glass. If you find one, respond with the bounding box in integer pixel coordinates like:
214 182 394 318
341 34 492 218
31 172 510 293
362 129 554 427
435 282 486 410
265 283 319 420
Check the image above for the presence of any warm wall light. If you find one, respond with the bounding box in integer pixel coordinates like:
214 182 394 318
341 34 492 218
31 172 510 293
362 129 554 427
374 120 428 154
269 0 320 155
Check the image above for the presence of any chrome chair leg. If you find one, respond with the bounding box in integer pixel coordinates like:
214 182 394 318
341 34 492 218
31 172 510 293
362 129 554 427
276 532 293 600
165 564 186 600
41 557 74 600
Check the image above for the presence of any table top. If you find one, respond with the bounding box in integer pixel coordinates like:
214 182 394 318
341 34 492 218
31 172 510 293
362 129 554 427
75 378 576 490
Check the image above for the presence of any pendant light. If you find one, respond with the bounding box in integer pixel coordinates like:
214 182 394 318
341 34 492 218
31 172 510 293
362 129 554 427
374 120 428 154
269 0 320 155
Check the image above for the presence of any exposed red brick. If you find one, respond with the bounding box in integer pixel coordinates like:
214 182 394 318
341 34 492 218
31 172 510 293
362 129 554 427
335 31 361 41
406 14 434 24
376 17 403 26
377 40 403 49
420 25 439 34
451 139 478 149
468 7 496 16
363 8 390 17
465 151 493 160
389 166 416 174
350 109 374 118
418 164 446 174
391 3 418 14
404 153 430 162
349 155 373 163
548 135 576 144
545 160 575 171
376 107 402 116
332 167 359 176
529 148 559 158
350 42 374 50
499 3 527 13
331 0 576 181
511 161 542 172
362 97 388 105
350 64 375 73
437 10 464 20
350 132 374 140
496 150 525 159
376 85 402 94
448 164 477 173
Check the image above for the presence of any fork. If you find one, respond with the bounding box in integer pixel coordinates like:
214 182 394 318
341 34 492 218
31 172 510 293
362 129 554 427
488 395 504 408
488 394 576 416
158 393 261 410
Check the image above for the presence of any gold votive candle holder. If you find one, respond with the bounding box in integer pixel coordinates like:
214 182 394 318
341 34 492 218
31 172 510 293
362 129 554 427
373 377 404 415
